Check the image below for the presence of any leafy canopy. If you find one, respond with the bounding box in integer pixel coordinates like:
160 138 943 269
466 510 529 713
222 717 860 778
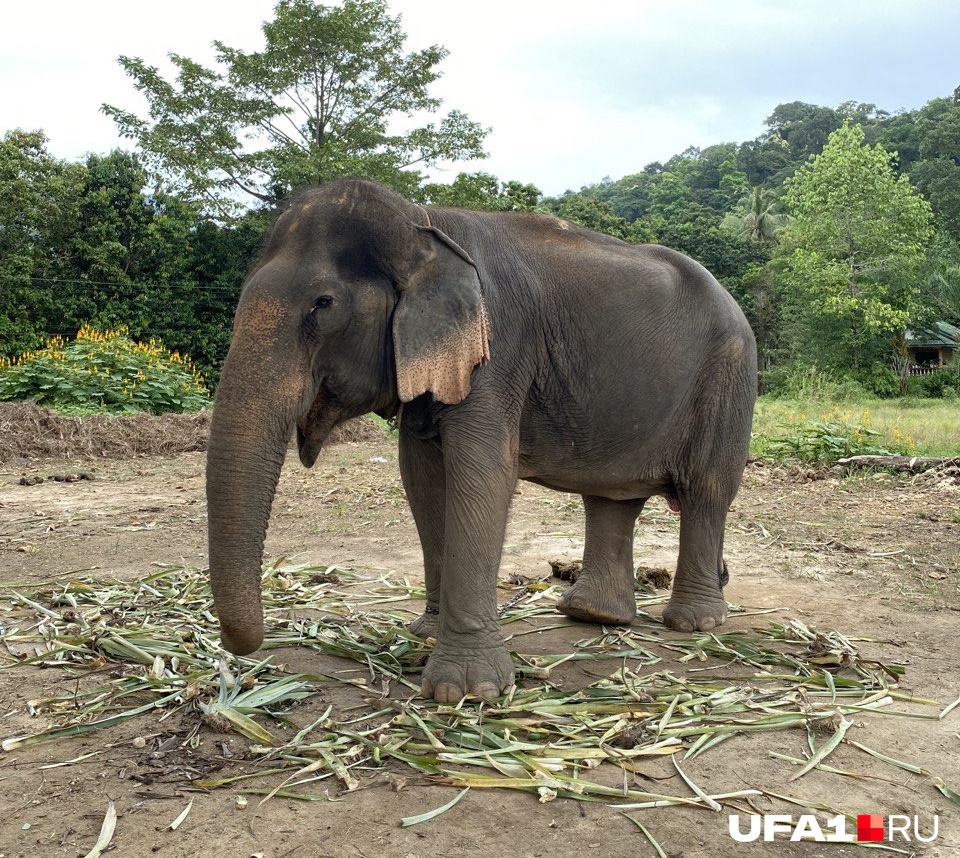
775 123 934 367
102 0 488 217
421 172 542 212
0 131 85 354
721 186 786 244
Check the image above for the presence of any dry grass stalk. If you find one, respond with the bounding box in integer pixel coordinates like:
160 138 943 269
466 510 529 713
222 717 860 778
1 560 955 818
0 402 383 461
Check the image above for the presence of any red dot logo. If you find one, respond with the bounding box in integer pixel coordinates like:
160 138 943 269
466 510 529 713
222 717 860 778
857 815 884 842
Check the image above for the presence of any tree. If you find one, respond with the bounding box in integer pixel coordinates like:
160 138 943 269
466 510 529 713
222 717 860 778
738 135 793 187
775 123 934 371
733 263 780 376
0 131 82 279
765 102 842 164
908 96 960 241
836 101 889 126
66 151 265 384
716 153 750 210
0 135 246 383
915 232 960 326
102 0 488 217
69 152 212 360
542 195 653 244
421 172 541 211
0 130 84 355
586 171 653 222
667 144 748 212
184 213 266 385
722 187 786 243
719 190 786 374
646 170 695 223
72 151 199 291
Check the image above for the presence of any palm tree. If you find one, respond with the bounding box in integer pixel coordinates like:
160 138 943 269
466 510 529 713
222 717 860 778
722 186 786 243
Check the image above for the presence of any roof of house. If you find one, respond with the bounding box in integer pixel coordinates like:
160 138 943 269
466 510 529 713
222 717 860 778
905 321 959 347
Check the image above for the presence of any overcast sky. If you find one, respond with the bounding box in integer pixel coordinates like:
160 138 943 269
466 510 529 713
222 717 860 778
2 0 958 196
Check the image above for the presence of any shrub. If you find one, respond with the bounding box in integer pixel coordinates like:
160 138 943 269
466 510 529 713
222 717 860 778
856 364 900 398
0 326 211 415
907 368 959 399
757 405 915 464
763 363 866 402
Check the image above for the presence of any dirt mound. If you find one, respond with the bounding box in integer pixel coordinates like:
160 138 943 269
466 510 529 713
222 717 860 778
0 402 384 461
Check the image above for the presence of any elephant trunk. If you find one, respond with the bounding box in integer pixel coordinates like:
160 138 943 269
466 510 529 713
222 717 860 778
205 347 302 656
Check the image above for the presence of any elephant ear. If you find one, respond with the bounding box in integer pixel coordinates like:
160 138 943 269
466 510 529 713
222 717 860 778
392 225 491 405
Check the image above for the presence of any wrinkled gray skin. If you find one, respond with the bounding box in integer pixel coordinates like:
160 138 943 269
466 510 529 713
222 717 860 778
207 179 757 704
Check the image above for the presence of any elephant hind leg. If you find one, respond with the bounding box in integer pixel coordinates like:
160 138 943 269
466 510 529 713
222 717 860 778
557 496 645 625
662 488 732 632
663 355 752 632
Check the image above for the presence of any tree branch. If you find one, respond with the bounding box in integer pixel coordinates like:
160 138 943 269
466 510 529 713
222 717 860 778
248 83 312 146
837 455 960 472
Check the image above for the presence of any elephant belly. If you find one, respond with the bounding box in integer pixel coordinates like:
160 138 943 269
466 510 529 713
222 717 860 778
516 379 690 500
521 473 670 501
517 443 674 501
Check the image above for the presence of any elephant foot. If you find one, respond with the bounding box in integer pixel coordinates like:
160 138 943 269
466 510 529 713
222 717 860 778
556 575 636 625
662 595 727 632
407 605 439 639
421 633 514 703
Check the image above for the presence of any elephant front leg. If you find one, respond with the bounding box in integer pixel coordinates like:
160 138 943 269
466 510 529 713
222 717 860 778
399 432 445 639
557 496 645 625
662 499 729 632
420 425 518 703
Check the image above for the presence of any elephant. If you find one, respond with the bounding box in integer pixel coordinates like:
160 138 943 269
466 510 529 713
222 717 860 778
206 178 757 704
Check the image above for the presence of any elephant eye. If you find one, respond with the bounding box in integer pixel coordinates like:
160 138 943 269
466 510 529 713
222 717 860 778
311 295 334 311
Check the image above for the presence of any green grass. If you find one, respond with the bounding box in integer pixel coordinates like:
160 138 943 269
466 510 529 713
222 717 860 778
753 396 960 459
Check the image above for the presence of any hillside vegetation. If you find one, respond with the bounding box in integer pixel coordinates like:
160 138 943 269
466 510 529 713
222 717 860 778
2 1 958 402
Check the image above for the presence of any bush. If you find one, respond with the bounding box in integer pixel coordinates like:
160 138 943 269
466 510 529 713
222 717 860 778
0 326 211 415
763 363 866 402
756 405 916 464
907 368 959 399
856 364 900 398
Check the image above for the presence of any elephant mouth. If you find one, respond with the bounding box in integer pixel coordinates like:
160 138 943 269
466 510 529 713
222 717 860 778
296 388 340 469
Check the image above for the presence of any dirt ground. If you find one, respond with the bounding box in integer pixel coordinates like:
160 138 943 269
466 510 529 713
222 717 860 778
1 427 959 858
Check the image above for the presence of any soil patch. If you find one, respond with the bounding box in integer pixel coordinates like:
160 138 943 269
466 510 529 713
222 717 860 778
0 402 382 461
1 418 959 858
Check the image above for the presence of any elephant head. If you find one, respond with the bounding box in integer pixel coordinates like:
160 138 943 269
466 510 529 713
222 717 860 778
206 180 490 655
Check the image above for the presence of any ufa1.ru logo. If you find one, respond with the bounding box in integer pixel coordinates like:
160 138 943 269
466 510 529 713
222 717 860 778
728 813 939 843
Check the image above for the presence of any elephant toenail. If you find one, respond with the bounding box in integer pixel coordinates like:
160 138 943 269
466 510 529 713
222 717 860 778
434 682 463 704
472 681 501 700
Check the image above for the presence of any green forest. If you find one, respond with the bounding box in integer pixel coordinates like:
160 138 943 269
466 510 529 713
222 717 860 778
2 0 959 399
